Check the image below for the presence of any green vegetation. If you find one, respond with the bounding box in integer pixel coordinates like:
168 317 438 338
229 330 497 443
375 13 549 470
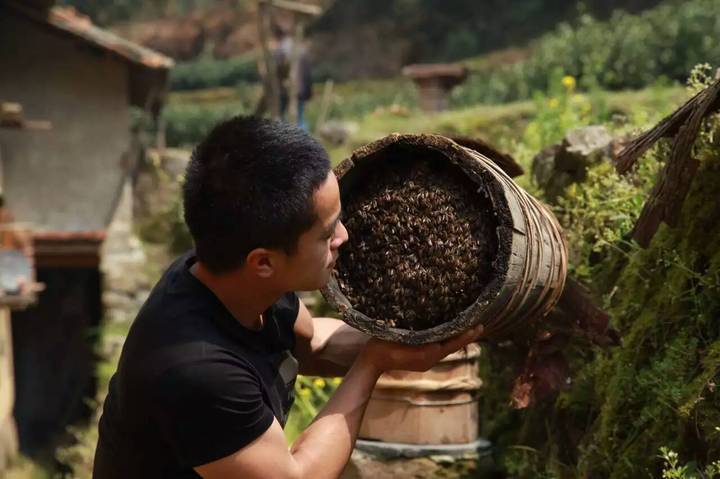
162 79 417 148
157 0 718 148
660 447 720 479
285 376 342 443
162 84 259 148
324 80 685 169
476 69 720 478
311 0 663 79
170 55 259 91
452 0 720 105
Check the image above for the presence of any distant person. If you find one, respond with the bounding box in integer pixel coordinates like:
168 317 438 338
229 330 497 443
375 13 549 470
271 24 313 130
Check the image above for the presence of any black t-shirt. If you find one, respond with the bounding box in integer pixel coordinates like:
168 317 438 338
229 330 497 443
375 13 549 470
93 252 300 478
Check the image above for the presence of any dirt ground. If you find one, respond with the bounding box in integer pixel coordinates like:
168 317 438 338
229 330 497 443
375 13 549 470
340 451 489 479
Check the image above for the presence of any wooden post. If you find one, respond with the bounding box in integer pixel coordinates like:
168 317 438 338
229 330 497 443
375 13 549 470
155 112 166 151
0 146 4 200
257 0 280 119
0 306 19 471
287 20 305 126
315 79 335 132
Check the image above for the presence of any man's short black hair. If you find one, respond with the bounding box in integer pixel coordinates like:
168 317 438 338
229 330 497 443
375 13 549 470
183 116 331 274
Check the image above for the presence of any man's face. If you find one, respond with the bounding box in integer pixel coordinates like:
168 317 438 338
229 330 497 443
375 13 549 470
281 172 348 291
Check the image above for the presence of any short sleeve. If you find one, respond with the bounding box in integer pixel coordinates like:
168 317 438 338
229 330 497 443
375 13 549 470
266 292 300 351
272 292 300 323
153 353 275 468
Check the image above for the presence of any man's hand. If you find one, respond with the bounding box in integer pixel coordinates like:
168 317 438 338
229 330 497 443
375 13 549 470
360 324 484 374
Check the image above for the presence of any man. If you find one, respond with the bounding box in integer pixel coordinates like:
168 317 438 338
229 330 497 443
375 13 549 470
93 117 483 478
272 24 313 130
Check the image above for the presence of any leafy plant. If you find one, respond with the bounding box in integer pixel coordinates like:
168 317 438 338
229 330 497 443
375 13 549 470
285 376 342 443
660 447 720 479
170 55 260 91
451 0 720 106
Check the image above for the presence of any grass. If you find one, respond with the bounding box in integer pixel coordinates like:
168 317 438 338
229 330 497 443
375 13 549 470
162 72 687 167
323 100 536 165
321 83 686 166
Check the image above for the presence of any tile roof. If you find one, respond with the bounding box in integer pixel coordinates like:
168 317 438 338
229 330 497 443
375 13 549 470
4 2 174 71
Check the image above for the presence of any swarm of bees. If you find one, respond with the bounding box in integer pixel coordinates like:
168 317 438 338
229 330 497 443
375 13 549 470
334 156 498 331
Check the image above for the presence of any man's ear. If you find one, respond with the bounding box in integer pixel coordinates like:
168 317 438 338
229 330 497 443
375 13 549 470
245 248 281 279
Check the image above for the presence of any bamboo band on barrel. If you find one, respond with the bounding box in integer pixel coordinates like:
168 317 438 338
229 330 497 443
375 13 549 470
463 146 568 337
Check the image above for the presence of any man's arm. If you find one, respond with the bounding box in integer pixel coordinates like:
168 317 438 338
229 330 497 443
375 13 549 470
195 324 484 479
293 299 370 377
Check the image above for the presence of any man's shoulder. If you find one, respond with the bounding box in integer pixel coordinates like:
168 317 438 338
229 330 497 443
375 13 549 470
120 253 242 383
131 252 218 330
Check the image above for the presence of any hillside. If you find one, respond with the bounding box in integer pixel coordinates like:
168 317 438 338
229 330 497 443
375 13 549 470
63 0 664 78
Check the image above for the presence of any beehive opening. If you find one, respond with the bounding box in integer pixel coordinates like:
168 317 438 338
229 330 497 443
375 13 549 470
333 144 500 331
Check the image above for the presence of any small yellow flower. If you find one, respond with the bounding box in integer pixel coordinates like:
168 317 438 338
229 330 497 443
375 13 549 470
313 378 326 388
299 387 311 398
562 75 577 90
548 98 559 108
331 377 342 386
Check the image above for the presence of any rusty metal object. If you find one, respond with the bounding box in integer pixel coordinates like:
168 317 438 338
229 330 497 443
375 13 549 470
322 134 568 344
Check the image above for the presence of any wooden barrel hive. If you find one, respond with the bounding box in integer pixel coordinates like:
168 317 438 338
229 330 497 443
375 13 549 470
359 343 482 445
322 133 568 344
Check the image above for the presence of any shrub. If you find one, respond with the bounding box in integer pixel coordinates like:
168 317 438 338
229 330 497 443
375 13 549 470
162 102 246 147
170 55 260 91
451 0 720 106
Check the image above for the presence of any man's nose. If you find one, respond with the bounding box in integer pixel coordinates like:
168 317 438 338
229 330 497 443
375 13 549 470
331 221 349 249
